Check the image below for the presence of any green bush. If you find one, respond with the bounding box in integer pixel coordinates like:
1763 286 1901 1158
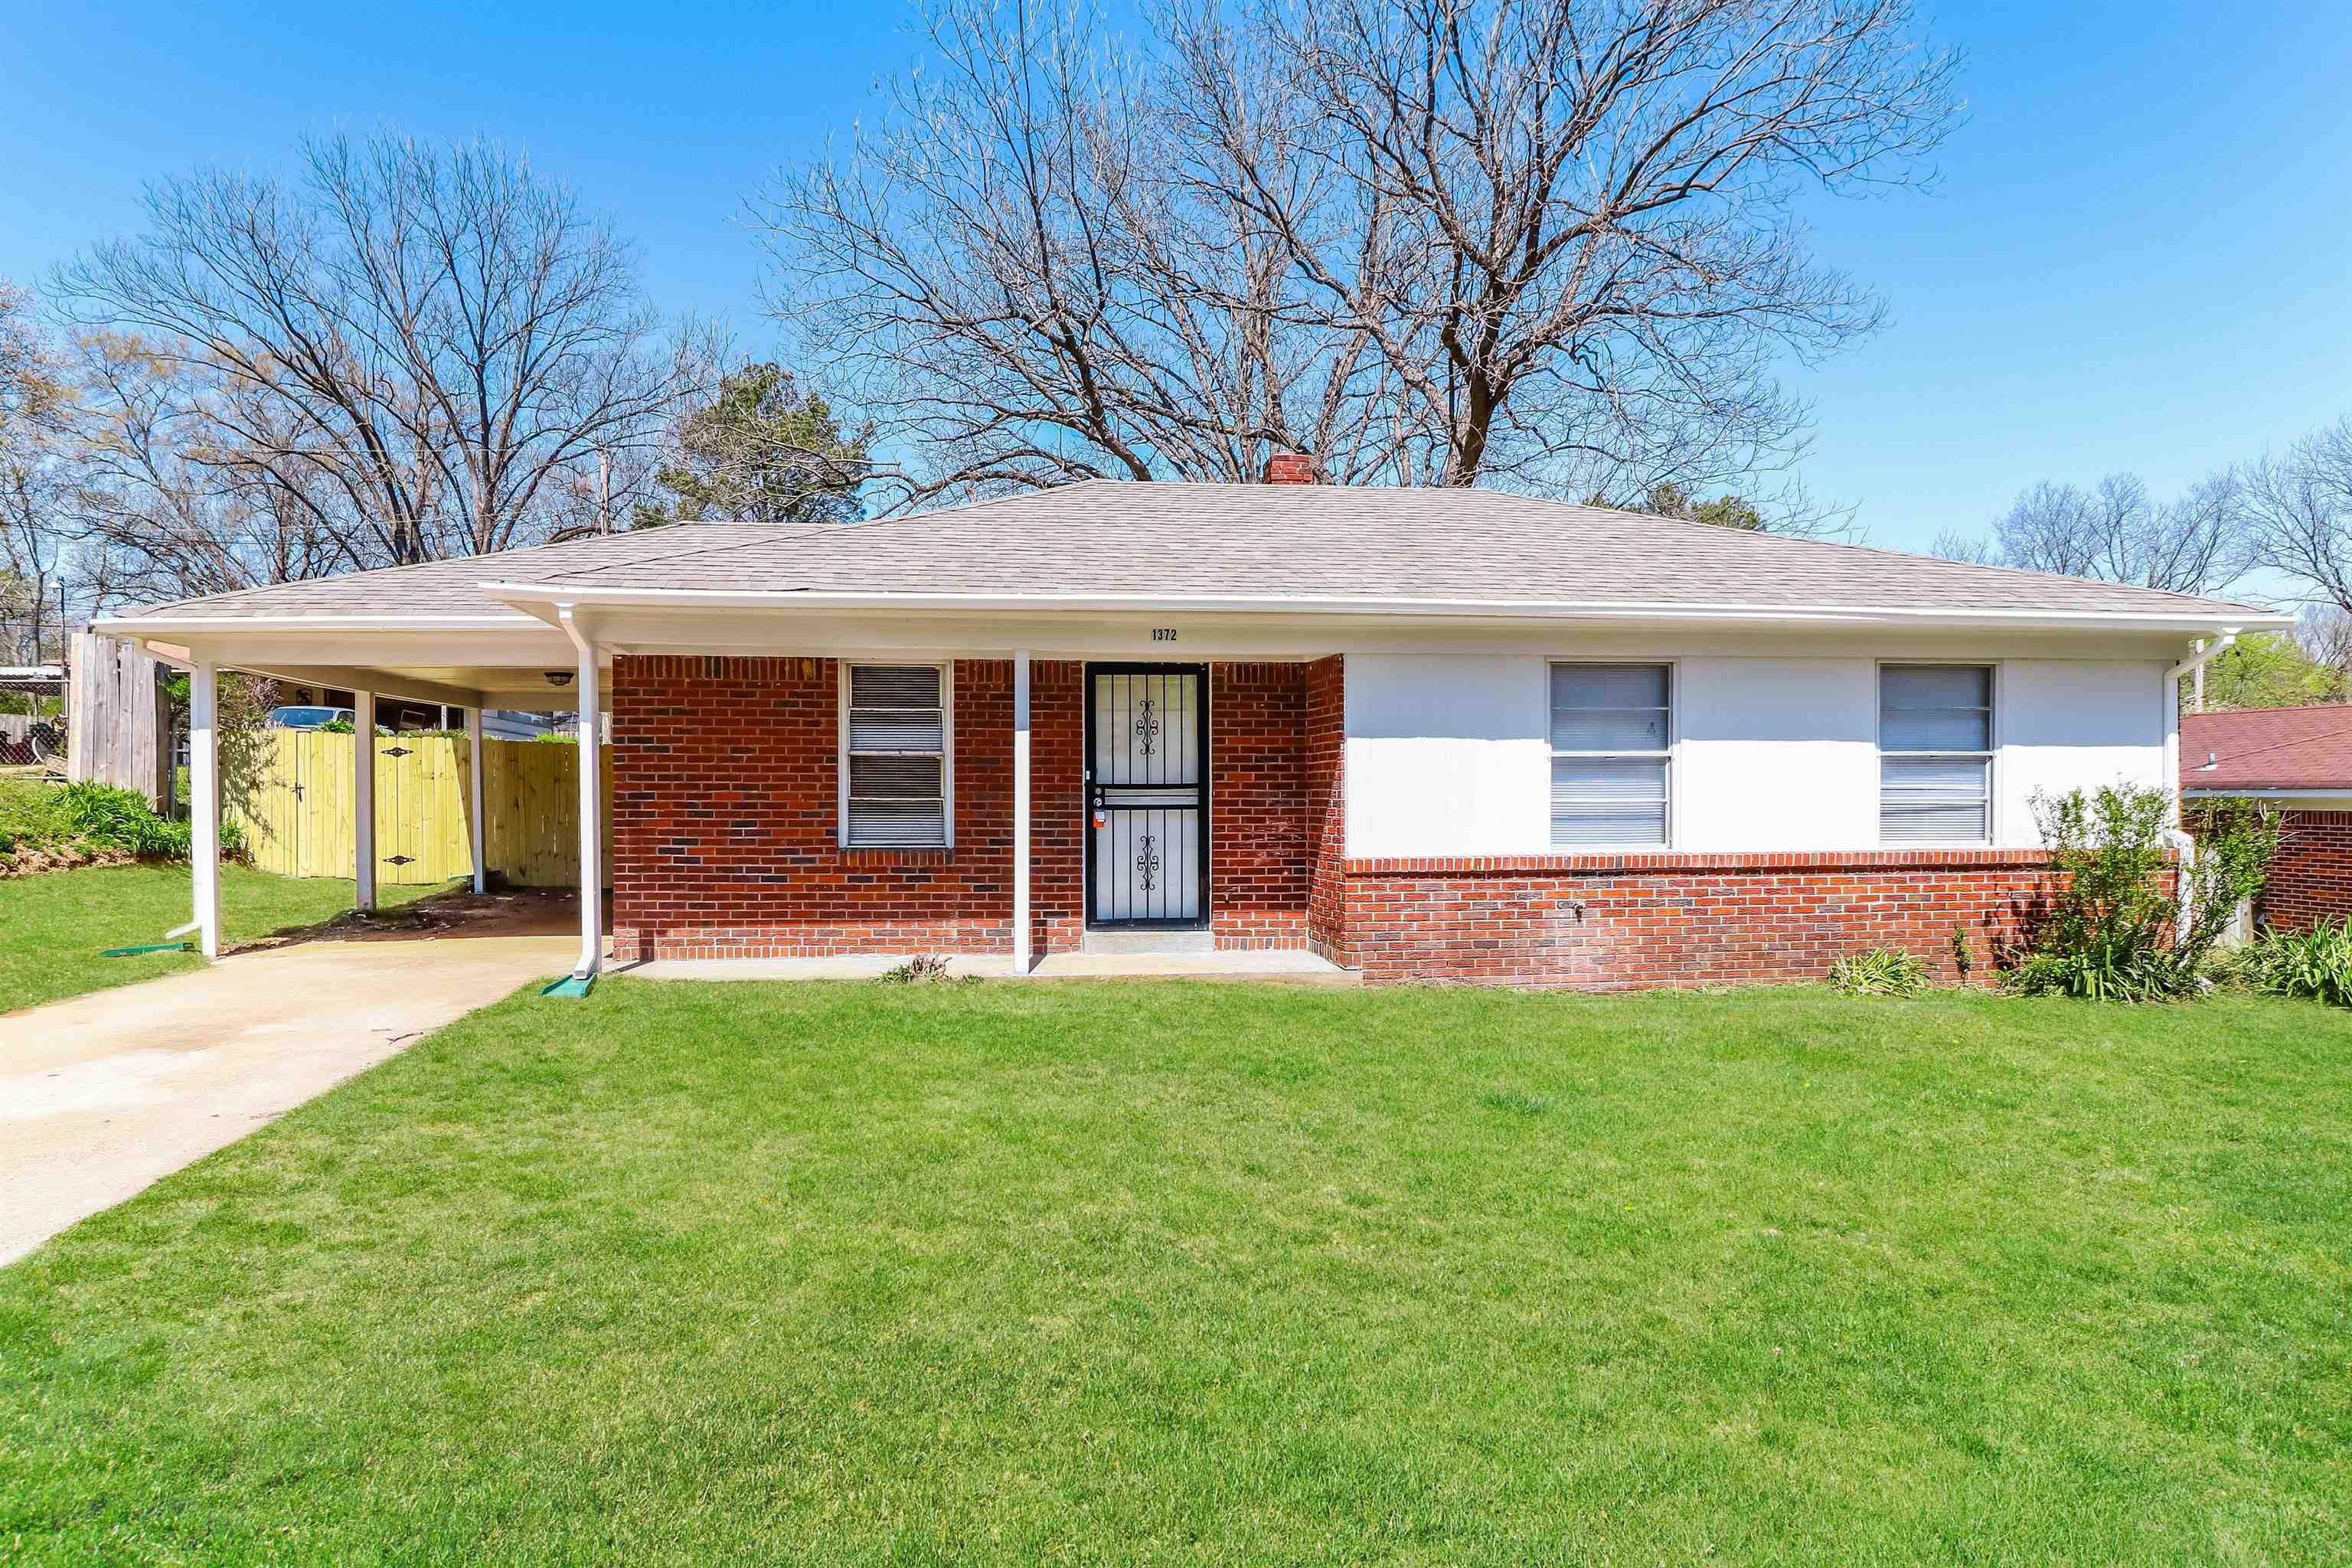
1828 948 1932 997
2230 918 2352 1007
54 781 244 861
2004 786 2276 1002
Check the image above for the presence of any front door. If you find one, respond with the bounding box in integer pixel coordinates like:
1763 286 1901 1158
1087 665 1208 927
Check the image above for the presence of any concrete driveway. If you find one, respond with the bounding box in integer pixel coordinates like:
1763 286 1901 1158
0 933 575 1266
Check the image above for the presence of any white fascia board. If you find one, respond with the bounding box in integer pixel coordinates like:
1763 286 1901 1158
482 580 2287 635
92 613 538 635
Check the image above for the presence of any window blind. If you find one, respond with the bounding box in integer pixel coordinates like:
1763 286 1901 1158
844 664 947 848
1879 665 1991 844
1550 663 1670 847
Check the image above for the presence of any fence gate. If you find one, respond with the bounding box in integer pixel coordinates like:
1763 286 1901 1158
230 730 608 887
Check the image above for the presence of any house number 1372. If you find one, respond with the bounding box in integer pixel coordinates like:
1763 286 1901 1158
1151 627 1178 642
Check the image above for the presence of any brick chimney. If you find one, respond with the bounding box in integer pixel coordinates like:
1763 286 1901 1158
1263 452 1318 485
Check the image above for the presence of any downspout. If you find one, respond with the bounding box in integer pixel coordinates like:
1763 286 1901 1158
2162 629 2239 939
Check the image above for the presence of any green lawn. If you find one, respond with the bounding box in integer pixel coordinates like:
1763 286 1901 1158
4 982 2349 1564
0 864 438 1014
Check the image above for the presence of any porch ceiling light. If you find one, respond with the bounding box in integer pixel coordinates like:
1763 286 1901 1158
545 670 574 688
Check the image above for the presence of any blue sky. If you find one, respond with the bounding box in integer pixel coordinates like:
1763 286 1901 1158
3 1 2347 554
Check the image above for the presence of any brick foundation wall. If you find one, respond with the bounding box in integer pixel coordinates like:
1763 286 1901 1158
2262 809 2352 933
1330 851 2060 989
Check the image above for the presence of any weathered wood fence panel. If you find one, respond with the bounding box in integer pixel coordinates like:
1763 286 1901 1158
66 632 171 806
231 730 612 887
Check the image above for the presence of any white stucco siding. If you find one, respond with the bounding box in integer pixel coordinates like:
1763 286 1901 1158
1674 657 1880 851
1994 659 2171 842
1344 654 1552 857
1343 648 2172 858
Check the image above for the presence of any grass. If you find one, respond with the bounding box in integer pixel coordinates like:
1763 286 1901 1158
0 769 74 851
3 982 2350 1564
0 864 438 1014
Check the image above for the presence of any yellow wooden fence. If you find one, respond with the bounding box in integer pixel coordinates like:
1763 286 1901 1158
230 730 613 887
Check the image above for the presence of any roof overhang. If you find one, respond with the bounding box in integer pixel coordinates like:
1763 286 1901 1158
470 581 2292 635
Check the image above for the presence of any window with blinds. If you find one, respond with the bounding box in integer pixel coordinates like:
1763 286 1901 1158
842 664 949 848
1550 663 1671 848
1879 665 1992 844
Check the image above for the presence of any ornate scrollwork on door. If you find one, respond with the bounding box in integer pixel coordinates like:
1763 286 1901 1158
1133 834 1161 892
1132 696 1160 756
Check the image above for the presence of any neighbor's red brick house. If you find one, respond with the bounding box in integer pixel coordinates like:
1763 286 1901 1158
2183 704 2352 933
100 466 2286 988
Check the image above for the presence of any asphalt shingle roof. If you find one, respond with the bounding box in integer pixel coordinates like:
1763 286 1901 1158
2181 705 2352 791
124 482 2277 623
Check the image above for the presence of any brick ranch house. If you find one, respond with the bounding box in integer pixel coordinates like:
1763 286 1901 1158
2183 704 2352 933
96 470 2288 988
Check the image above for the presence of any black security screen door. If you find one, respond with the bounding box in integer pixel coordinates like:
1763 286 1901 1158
1086 665 1209 927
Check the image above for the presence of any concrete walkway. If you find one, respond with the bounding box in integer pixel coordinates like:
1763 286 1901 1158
0 934 574 1266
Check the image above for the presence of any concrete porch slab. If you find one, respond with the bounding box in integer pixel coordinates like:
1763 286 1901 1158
628 949 1357 984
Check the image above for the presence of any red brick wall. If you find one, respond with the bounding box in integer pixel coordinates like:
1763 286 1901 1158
2262 809 2352 933
610 655 1089 960
1210 663 1309 947
1303 655 1349 964
1027 662 1088 954
1330 851 2059 989
610 655 1309 959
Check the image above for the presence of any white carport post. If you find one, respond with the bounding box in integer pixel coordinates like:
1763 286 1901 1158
466 706 487 894
558 606 603 982
352 688 377 911
188 658 222 958
1012 652 1031 976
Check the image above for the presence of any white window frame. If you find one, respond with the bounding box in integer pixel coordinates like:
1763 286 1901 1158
1875 661 1999 848
838 660 956 850
1547 658 1677 851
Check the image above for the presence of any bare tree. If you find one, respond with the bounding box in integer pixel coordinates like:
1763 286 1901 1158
53 133 684 566
2242 418 2352 617
753 0 1417 507
0 281 73 659
1933 471 2254 596
63 332 364 606
758 0 1956 511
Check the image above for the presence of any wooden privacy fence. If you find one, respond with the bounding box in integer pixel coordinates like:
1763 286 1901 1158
67 632 172 806
230 730 612 887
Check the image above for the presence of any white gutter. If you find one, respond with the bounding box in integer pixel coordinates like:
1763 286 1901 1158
478 581 2293 632
2183 788 2352 803
90 613 541 635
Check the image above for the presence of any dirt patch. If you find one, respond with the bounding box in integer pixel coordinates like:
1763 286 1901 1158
232 887 599 952
0 842 134 880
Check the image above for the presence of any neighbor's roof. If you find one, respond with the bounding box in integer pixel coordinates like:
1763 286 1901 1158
108 482 2281 626
2181 705 2352 792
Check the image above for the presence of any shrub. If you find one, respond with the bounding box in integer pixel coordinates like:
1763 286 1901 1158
55 780 245 861
2004 786 2276 1001
2230 919 2352 1007
1828 948 1932 997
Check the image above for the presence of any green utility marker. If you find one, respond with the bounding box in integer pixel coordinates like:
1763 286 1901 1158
100 942 194 958
540 973 594 998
